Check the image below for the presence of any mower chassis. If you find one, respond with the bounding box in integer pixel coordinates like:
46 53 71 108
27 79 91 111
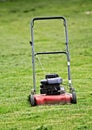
29 16 77 106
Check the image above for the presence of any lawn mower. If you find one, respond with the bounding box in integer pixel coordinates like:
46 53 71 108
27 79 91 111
28 16 77 106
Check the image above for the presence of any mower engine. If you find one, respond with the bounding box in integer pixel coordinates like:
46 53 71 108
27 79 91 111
29 73 77 106
40 74 65 95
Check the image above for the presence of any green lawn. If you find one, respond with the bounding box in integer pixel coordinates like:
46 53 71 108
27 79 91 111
0 0 92 130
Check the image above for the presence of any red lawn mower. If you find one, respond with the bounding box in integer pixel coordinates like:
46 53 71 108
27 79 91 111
28 16 77 106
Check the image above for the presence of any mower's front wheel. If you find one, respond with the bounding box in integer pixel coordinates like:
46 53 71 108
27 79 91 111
71 92 77 104
29 95 36 106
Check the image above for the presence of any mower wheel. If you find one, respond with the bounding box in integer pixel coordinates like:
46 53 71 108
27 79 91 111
29 95 36 106
71 92 77 104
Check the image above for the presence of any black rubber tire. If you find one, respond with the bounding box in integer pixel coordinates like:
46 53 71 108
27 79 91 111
29 95 36 106
71 92 77 104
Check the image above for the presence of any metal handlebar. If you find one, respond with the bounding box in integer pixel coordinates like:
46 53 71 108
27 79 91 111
30 16 72 93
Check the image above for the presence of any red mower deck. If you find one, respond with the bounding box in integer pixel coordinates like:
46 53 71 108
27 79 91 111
31 93 72 106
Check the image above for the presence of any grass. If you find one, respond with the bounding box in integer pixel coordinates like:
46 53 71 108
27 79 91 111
0 0 92 130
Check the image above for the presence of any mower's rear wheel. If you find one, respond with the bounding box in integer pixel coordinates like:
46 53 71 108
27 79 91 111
29 95 36 106
71 92 77 104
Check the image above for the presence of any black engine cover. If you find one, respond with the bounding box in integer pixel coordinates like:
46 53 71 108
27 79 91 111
40 74 62 95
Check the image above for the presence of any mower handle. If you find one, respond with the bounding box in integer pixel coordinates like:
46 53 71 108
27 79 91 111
30 16 72 93
31 16 66 26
